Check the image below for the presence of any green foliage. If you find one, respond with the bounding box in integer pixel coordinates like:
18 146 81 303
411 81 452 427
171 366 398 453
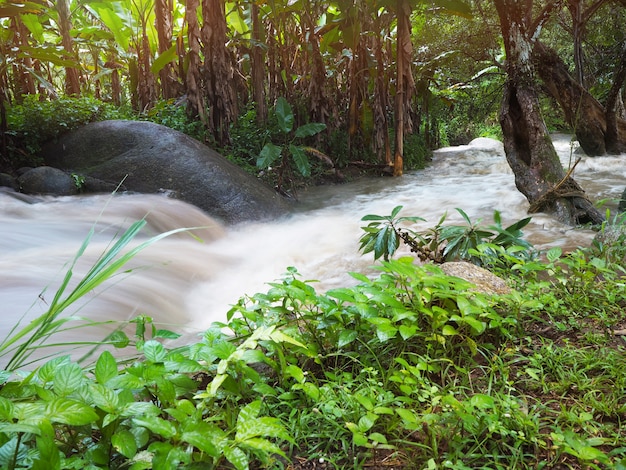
225 105 275 173
140 99 207 142
5 96 130 169
402 132 432 170
359 206 533 265
359 205 425 261
257 97 327 193
3 209 626 469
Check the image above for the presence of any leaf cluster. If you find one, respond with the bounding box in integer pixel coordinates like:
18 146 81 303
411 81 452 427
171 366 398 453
257 97 327 194
359 205 533 265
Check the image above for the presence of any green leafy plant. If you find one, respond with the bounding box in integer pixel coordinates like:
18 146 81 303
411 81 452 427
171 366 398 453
5 96 129 169
359 206 533 264
257 97 327 194
359 205 426 261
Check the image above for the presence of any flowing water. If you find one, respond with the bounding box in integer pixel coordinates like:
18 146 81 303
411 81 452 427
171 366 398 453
1 134 624 364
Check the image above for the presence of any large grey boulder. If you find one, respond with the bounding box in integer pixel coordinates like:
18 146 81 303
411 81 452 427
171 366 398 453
39 120 292 224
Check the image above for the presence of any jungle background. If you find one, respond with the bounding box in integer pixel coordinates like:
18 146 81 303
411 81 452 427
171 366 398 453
2 0 624 189
3 1 626 470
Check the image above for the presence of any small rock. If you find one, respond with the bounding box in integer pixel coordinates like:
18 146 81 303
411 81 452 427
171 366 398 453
440 261 511 295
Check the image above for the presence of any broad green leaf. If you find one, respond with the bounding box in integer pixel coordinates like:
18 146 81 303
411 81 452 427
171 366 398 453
108 373 145 390
546 247 562 262
441 324 459 336
181 430 221 457
275 97 294 133
257 143 282 169
53 363 85 397
269 329 308 349
151 44 177 75
285 364 305 383
133 416 177 439
237 416 291 442
398 324 418 339
0 396 14 420
94 351 118 384
21 14 45 43
237 400 261 428
290 144 311 177
121 401 162 418
238 437 286 457
469 394 495 409
90 383 120 412
155 329 181 340
112 430 138 458
38 356 71 384
358 412 378 432
143 340 167 363
375 324 398 342
18 46 81 68
224 445 249 470
89 3 131 51
294 122 326 138
338 329 358 347
45 398 98 426
395 408 419 426
354 394 374 411
461 316 486 334
368 432 388 444
575 446 609 463
0 2 46 17
361 214 387 221
301 382 320 401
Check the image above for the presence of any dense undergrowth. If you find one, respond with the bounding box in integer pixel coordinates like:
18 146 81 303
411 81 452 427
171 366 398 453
1 208 626 470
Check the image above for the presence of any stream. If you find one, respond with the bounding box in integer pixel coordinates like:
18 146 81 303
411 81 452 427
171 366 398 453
1 134 624 364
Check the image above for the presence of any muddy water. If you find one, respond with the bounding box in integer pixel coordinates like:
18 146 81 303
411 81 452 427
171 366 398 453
1 134 623 365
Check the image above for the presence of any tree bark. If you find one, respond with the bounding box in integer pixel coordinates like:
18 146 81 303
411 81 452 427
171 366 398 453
155 0 181 99
201 0 239 145
250 2 267 124
605 41 626 154
534 41 626 155
494 0 604 226
185 0 205 123
56 0 81 96
393 0 414 176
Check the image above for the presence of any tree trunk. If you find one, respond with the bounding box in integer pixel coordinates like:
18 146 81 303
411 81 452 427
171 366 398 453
605 41 626 154
56 0 81 96
250 2 267 124
494 0 603 226
393 0 414 176
304 12 327 129
201 0 239 145
184 0 205 124
155 0 180 100
374 30 392 166
534 41 626 155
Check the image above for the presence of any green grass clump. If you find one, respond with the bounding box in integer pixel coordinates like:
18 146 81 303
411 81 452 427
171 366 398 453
2 209 626 469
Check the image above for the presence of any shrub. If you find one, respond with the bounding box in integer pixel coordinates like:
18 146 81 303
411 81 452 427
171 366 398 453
5 95 130 169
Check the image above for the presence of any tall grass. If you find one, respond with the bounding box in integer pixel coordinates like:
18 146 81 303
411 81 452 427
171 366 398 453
0 218 193 373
